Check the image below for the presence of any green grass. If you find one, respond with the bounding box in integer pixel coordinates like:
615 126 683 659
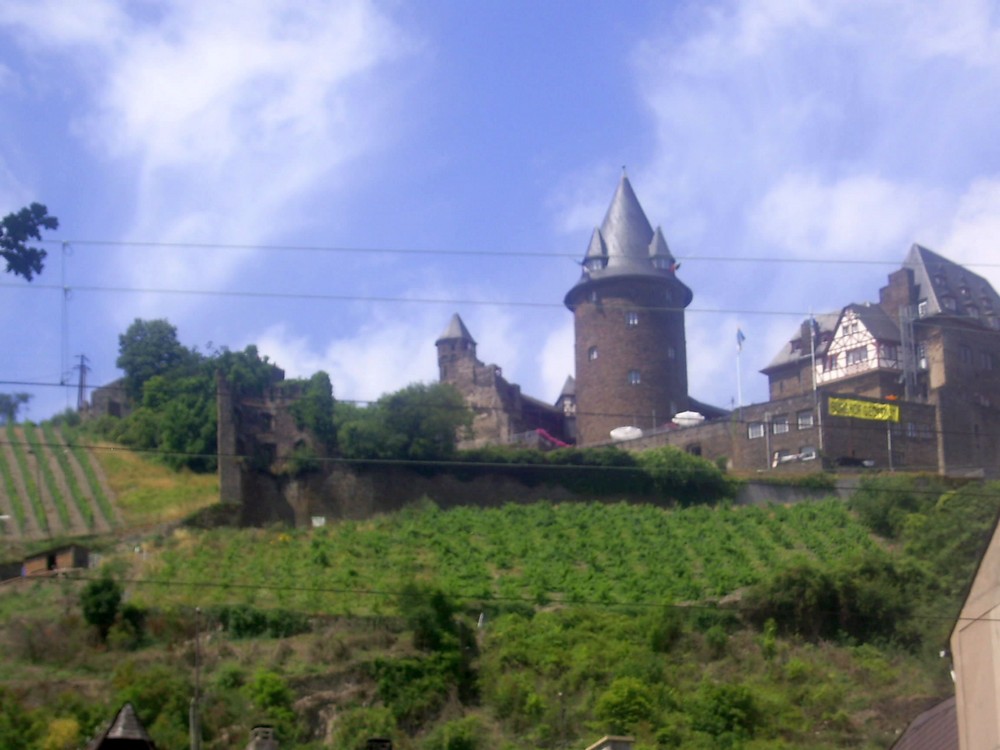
92 445 217 524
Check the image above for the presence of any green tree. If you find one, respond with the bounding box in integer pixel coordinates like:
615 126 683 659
80 574 122 640
1 202 58 281
117 318 198 401
0 392 30 424
594 676 656 734
287 371 336 450
338 382 471 461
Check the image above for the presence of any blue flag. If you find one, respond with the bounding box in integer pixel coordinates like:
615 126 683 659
736 328 746 352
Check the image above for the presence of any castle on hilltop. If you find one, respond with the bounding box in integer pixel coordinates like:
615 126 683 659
439 174 1000 477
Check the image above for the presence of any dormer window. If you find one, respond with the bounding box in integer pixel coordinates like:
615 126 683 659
585 258 605 272
652 257 672 270
626 311 639 327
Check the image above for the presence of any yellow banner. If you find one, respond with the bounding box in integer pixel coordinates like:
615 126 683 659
828 397 900 422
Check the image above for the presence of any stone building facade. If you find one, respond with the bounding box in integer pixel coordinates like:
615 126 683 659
435 312 572 448
435 175 1000 477
564 174 695 444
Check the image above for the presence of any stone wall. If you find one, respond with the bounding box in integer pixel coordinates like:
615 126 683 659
572 277 688 444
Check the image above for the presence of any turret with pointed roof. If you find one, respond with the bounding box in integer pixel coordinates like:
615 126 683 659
436 313 478 382
565 173 693 444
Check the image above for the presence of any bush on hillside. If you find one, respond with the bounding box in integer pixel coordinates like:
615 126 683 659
743 552 921 647
849 474 945 539
636 446 732 506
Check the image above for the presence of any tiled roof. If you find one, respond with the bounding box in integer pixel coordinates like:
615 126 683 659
891 697 957 750
763 312 839 371
845 303 900 342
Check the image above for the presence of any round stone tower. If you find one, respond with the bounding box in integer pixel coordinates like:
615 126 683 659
564 173 693 445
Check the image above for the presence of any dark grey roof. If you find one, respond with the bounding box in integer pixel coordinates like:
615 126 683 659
565 174 692 307
763 312 839 371
648 226 674 263
559 375 576 398
600 173 654 263
435 313 476 345
890 697 957 750
89 703 156 749
844 302 900 342
906 244 1000 324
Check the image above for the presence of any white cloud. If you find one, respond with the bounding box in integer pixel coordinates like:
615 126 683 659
255 309 440 404
941 179 1000 291
749 172 949 259
539 318 574 401
1 0 418 316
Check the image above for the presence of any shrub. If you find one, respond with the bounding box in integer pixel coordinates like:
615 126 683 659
636 446 731 506
594 677 655 734
80 574 122 640
689 682 760 741
850 474 943 539
423 716 484 750
743 552 918 646
331 707 397 750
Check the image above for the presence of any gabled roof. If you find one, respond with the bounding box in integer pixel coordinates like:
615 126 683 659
762 312 839 372
435 313 476 346
841 303 900 343
905 244 1000 324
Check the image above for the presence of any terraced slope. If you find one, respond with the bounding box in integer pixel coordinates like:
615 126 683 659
0 425 119 541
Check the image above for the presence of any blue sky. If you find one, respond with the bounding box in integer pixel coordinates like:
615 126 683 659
1 0 999 421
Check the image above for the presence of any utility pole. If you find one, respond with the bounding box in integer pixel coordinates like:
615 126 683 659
72 354 90 411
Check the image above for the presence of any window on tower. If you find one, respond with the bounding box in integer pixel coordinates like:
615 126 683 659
627 369 641 385
626 311 639 327
588 346 598 361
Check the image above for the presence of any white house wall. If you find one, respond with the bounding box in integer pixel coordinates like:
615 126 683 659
815 308 901 386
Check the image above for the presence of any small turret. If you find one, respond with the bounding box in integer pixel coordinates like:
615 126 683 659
436 313 477 382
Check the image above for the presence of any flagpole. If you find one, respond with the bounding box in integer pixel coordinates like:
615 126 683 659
736 328 745 418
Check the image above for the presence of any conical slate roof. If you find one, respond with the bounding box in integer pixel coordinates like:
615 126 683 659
435 313 476 345
648 226 674 263
88 702 156 749
559 375 576 397
599 174 654 262
565 173 692 308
